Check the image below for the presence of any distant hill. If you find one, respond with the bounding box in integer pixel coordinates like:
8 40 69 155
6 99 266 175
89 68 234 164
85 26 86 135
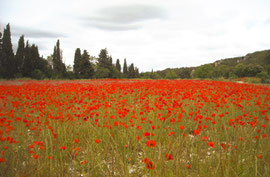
141 49 270 80
213 49 270 67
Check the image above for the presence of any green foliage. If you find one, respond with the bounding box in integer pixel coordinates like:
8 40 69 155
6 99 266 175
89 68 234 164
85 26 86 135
78 50 94 79
152 72 161 79
128 63 135 78
135 67 140 78
111 66 121 78
95 66 110 78
212 64 231 78
52 40 66 77
123 59 128 76
31 69 46 80
234 63 245 77
165 70 178 79
193 64 214 78
2 24 15 78
15 35 25 74
256 71 269 79
116 59 121 73
98 48 111 69
234 63 264 77
243 64 264 77
73 48 81 78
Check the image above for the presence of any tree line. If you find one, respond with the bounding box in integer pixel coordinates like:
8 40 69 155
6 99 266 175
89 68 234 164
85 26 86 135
0 24 140 79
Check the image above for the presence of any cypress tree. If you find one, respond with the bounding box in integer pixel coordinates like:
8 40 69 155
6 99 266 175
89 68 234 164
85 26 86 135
116 59 121 72
30 44 40 70
52 40 66 77
128 63 135 78
123 58 128 75
135 67 139 78
15 35 25 74
2 24 15 78
73 48 81 78
22 41 32 77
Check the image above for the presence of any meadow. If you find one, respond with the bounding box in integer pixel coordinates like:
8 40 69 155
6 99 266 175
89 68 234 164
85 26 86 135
0 79 269 177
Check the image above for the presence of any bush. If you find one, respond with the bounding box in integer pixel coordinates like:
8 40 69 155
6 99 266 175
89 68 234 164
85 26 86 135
95 67 110 78
165 70 178 79
31 69 46 80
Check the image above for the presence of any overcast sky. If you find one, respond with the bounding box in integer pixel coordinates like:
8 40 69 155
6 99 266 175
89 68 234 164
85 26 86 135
1 0 270 72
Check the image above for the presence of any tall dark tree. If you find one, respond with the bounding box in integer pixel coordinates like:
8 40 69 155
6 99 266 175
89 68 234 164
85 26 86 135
79 50 94 78
116 59 121 73
73 48 81 78
128 63 135 78
135 67 139 78
97 48 115 78
2 24 15 78
22 41 32 77
15 35 25 75
123 58 128 76
30 44 41 70
52 40 66 77
98 48 109 68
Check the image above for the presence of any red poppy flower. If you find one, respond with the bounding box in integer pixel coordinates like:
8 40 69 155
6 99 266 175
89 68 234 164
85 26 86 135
208 142 215 148
33 154 40 159
165 153 173 160
146 161 155 170
146 140 156 147
95 139 101 144
60 146 66 150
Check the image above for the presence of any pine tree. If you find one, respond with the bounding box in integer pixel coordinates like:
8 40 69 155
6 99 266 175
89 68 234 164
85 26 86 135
15 35 25 74
116 59 121 72
2 24 15 78
73 48 81 78
123 58 128 75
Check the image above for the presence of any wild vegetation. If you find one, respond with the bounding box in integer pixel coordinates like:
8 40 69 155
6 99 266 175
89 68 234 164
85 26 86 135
0 79 269 176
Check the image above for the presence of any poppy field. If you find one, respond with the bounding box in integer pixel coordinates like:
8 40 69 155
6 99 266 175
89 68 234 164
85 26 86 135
0 79 270 177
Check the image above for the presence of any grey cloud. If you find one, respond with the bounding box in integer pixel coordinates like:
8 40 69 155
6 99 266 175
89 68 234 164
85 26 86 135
82 4 167 31
12 25 67 39
88 22 140 31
